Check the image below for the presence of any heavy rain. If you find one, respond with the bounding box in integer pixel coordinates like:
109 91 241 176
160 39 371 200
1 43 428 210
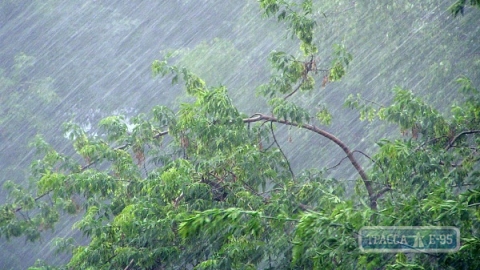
0 0 479 269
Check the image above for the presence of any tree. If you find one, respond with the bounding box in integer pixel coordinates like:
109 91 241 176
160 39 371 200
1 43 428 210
0 52 60 185
449 0 480 16
1 0 479 269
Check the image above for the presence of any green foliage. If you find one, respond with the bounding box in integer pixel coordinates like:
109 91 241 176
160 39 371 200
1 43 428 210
1 1 479 269
328 44 352 82
315 105 332 125
269 98 311 123
0 52 60 153
449 0 480 16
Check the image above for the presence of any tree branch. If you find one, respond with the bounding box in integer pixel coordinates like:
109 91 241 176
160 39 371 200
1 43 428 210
446 130 480 150
17 114 377 216
327 150 377 172
269 122 295 179
154 130 169 139
283 78 303 100
14 190 52 213
326 155 350 171
243 114 377 210
353 150 386 176
13 136 169 214
370 185 392 202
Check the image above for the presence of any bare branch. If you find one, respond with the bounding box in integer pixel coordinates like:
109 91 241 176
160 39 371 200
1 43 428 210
446 130 480 150
353 150 386 176
327 150 376 172
358 97 385 108
353 150 375 162
326 155 349 171
269 122 295 179
283 79 303 100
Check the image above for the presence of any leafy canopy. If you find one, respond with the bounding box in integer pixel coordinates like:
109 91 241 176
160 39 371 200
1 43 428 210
2 1 480 269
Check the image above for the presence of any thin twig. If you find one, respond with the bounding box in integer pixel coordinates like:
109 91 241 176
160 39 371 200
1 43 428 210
258 188 284 195
353 150 386 176
326 155 349 171
283 79 304 100
15 191 52 212
414 136 447 151
270 122 295 179
124 259 134 270
359 97 385 108
262 141 276 151
353 150 373 162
